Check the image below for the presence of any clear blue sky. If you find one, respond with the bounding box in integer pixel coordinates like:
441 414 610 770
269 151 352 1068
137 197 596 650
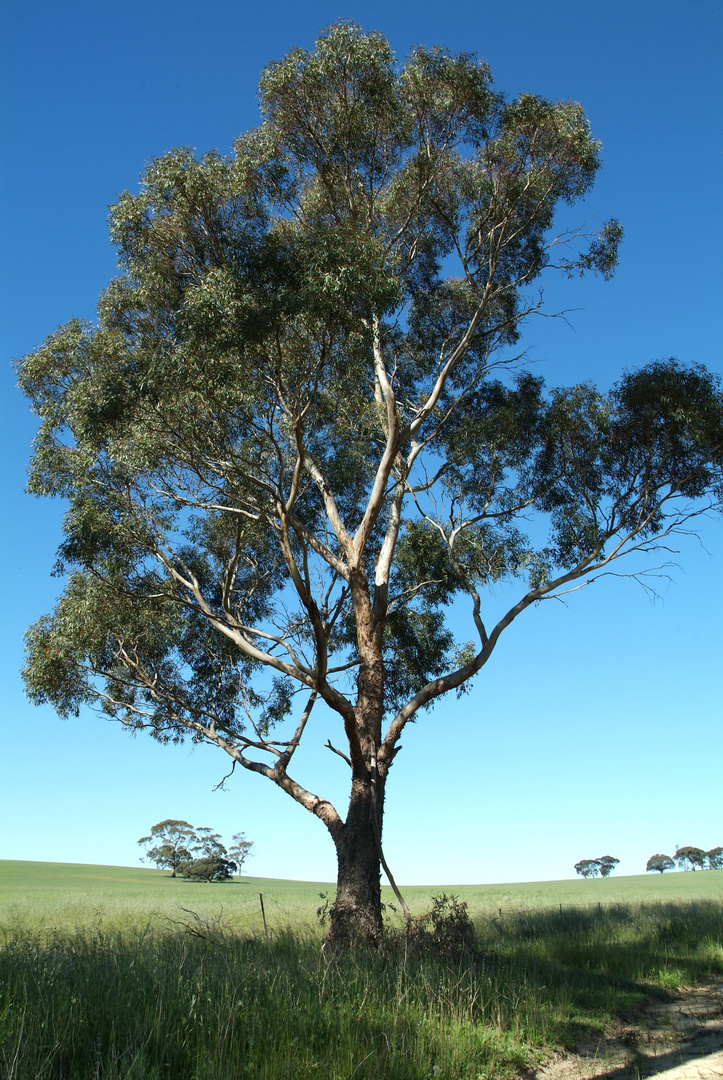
1 0 721 886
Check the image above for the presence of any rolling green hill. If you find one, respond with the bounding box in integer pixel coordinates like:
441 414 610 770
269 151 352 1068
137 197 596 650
1 859 720 934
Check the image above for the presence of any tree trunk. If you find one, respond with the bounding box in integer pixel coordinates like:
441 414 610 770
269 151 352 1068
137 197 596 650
325 572 387 947
327 777 384 947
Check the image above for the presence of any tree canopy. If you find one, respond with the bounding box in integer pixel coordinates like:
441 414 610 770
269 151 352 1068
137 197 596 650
674 846 707 871
706 847 723 870
138 819 198 877
573 858 618 879
228 832 254 874
176 855 237 882
18 23 723 944
646 854 675 874
597 856 619 878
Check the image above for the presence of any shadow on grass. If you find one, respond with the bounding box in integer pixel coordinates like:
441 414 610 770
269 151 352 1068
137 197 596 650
485 900 723 985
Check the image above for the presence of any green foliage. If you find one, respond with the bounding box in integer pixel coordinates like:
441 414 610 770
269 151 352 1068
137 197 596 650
192 827 227 858
574 857 619 878
137 820 197 876
675 846 707 871
176 855 236 881
16 23 641 735
228 832 254 874
706 847 723 870
402 892 478 959
646 854 675 874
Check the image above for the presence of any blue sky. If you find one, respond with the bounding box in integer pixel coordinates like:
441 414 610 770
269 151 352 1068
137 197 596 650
1 0 721 886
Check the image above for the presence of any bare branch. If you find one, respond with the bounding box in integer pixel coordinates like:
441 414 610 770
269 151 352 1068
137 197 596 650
212 760 237 792
325 739 352 768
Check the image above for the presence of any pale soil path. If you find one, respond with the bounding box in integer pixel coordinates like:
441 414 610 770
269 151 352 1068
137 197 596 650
526 979 723 1080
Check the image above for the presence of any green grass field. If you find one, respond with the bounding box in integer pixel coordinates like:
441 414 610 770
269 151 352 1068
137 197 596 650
1 861 722 1079
3 859 720 933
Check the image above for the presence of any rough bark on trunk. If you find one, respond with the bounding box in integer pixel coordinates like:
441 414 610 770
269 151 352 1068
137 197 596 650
327 778 384 947
323 569 388 947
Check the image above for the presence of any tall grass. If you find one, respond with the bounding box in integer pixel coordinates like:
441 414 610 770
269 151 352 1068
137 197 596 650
1 896 722 1080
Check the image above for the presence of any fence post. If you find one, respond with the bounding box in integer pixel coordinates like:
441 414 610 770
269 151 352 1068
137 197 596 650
259 893 268 939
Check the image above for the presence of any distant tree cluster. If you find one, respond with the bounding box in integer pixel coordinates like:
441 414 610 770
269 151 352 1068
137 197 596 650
138 820 253 881
574 856 619 878
646 847 723 873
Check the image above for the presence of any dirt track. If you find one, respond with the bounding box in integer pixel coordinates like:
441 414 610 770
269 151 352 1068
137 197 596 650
527 979 723 1080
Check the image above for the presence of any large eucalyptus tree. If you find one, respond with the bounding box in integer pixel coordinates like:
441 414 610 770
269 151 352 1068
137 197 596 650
19 24 723 944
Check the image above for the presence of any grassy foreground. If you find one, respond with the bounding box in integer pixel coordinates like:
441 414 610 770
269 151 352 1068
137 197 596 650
1 862 722 1079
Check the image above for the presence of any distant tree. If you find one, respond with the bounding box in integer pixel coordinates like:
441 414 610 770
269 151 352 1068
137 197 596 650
138 819 198 877
139 820 253 879
646 854 675 874
597 855 619 878
228 832 254 875
178 855 237 882
674 846 706 871
574 859 600 878
705 847 723 870
192 827 228 859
